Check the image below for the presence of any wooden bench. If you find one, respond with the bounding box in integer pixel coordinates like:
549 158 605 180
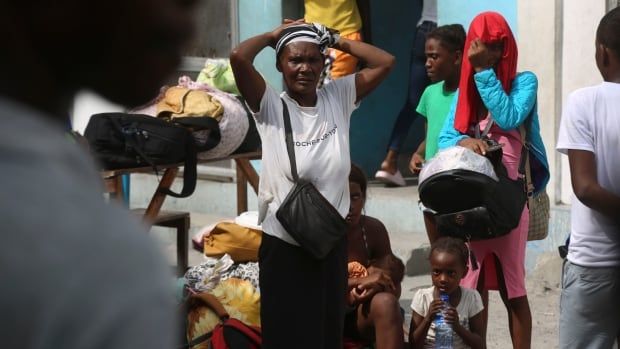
101 151 261 273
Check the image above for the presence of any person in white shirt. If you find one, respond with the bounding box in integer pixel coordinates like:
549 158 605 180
230 20 394 349
556 6 620 348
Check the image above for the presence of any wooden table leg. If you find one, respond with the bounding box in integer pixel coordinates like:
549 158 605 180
104 175 124 202
144 167 178 223
235 158 259 193
236 163 248 214
235 158 260 214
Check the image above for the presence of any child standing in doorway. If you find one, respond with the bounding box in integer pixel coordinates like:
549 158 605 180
409 237 485 349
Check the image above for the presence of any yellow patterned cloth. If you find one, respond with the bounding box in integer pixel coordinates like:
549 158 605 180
187 278 261 348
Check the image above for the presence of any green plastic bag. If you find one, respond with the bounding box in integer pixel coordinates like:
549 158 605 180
196 58 240 95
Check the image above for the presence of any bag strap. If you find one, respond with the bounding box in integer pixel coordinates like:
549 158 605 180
475 117 494 139
519 121 534 199
189 292 230 320
280 98 299 182
474 109 533 196
158 134 197 198
518 105 536 198
180 292 230 348
110 115 197 198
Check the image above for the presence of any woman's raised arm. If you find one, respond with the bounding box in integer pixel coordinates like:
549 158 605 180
230 20 304 112
332 38 395 102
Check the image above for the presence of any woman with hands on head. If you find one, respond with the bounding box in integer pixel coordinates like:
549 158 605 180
436 12 550 349
230 19 394 349
345 164 405 349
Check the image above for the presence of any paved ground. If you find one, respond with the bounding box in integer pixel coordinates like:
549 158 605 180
152 218 564 349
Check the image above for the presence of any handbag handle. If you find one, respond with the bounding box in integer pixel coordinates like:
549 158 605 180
188 292 230 321
518 102 536 197
280 98 299 182
473 104 535 196
181 292 229 349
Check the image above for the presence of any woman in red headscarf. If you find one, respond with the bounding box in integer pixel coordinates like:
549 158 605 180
436 12 550 349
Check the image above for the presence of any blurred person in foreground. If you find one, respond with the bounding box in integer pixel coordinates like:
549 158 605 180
0 0 199 347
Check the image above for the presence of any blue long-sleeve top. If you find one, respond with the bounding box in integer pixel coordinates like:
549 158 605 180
438 69 550 193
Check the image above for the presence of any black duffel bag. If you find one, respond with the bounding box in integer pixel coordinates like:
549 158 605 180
84 112 197 198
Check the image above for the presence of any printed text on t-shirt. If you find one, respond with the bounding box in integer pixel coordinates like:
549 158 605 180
295 124 338 147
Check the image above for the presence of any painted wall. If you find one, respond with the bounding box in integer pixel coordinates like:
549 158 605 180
438 0 517 32
238 0 283 90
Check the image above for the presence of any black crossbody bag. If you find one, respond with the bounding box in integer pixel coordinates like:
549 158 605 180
275 99 347 259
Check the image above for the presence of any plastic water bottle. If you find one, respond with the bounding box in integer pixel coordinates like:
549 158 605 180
434 292 453 349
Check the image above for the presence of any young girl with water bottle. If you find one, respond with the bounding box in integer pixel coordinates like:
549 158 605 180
409 237 485 349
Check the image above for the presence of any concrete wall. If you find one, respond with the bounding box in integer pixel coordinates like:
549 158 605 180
516 0 560 204
559 0 606 204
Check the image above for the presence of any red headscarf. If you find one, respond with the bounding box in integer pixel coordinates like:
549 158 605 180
454 12 518 133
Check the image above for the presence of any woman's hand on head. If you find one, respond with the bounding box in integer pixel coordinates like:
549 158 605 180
468 38 501 72
458 137 489 156
269 18 305 47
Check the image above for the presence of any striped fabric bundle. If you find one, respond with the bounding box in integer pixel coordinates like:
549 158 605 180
275 23 339 57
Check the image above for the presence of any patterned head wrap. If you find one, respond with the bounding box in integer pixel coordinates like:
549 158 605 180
275 23 340 57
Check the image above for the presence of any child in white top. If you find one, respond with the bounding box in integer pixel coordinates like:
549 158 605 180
409 237 485 349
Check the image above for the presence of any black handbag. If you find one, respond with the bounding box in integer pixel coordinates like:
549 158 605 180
420 120 527 240
433 168 526 240
275 99 347 259
84 112 198 198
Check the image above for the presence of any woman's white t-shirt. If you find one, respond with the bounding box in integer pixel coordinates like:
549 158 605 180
251 75 358 245
410 286 484 349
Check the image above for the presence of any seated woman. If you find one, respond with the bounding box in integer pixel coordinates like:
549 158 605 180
345 164 405 349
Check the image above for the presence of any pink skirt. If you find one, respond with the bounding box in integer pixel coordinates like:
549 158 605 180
460 121 529 299
460 206 529 299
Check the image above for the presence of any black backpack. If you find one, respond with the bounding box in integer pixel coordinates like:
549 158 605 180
84 112 198 198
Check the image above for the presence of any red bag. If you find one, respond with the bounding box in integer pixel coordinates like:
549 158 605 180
185 292 261 349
